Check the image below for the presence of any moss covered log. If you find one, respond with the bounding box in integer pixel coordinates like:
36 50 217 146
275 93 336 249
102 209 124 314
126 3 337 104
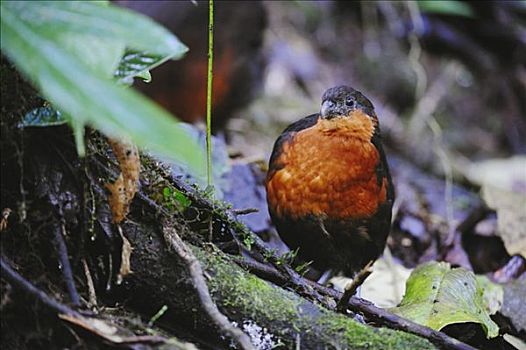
122 218 435 349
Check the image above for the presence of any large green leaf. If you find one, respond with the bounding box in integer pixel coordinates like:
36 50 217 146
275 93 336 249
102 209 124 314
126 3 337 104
390 262 500 338
54 32 125 79
1 1 205 179
3 1 187 58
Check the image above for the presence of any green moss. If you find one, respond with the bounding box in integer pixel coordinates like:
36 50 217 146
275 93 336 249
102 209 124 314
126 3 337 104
197 247 299 324
318 315 435 349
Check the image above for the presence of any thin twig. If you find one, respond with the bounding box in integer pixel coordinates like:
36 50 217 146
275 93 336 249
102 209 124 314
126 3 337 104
232 256 286 286
232 208 259 215
246 229 327 305
408 62 459 137
52 221 81 306
337 261 373 311
208 217 213 242
162 224 256 350
406 0 427 101
427 117 455 247
81 258 97 307
0 255 80 317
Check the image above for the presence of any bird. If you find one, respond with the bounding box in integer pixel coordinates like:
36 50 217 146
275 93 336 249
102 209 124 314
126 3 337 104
265 85 394 278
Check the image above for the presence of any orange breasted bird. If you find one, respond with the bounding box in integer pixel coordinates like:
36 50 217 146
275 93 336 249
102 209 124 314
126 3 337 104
266 86 394 277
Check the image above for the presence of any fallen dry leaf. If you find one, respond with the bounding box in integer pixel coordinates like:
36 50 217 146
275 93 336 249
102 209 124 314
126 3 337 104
116 226 133 284
106 138 140 224
361 257 412 308
0 208 12 231
482 185 526 258
59 313 165 345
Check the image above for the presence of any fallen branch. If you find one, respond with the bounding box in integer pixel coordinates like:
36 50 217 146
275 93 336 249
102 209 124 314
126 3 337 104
81 257 97 307
162 224 256 350
232 208 259 215
0 255 79 317
51 221 80 306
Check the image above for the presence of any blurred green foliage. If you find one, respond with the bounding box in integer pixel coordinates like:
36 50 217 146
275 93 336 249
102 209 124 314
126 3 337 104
20 105 67 128
1 0 206 179
417 0 474 17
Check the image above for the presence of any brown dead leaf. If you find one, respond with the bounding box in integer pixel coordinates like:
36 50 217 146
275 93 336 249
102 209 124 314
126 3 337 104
462 156 526 258
465 156 526 192
482 185 526 258
59 314 165 345
106 138 140 224
0 208 12 231
106 174 127 223
361 257 412 308
116 226 133 284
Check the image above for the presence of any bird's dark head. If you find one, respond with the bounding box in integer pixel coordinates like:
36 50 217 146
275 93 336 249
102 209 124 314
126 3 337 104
320 85 375 120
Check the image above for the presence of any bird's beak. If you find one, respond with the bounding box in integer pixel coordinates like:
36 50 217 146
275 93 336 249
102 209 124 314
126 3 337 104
321 100 335 119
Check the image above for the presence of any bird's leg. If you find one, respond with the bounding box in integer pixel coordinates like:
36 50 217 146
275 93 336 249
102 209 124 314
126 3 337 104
336 260 374 312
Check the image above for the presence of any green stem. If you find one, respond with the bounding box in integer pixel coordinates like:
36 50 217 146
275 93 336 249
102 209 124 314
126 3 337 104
206 0 214 188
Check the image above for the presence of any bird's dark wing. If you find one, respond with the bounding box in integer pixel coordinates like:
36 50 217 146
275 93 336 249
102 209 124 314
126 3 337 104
370 127 395 202
368 126 395 250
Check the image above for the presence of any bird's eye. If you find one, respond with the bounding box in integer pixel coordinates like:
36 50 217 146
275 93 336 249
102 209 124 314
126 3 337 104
345 97 355 107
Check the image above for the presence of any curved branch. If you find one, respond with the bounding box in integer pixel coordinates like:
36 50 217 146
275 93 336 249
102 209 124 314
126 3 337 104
162 224 256 350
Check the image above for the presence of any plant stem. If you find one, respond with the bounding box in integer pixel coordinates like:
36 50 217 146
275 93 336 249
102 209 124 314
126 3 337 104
206 0 214 187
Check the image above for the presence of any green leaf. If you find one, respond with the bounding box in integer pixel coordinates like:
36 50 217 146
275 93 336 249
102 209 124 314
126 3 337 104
2 1 187 58
69 116 87 157
20 106 86 155
162 187 191 212
1 1 205 178
54 31 125 78
417 0 474 18
20 106 67 128
475 275 504 316
114 51 169 85
390 262 499 338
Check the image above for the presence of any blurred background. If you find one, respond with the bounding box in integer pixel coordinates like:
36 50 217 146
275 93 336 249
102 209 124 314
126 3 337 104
117 0 526 284
1 2 524 349
119 0 526 160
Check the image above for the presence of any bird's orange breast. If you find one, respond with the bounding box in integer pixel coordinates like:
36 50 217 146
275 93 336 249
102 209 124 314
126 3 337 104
266 111 387 220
